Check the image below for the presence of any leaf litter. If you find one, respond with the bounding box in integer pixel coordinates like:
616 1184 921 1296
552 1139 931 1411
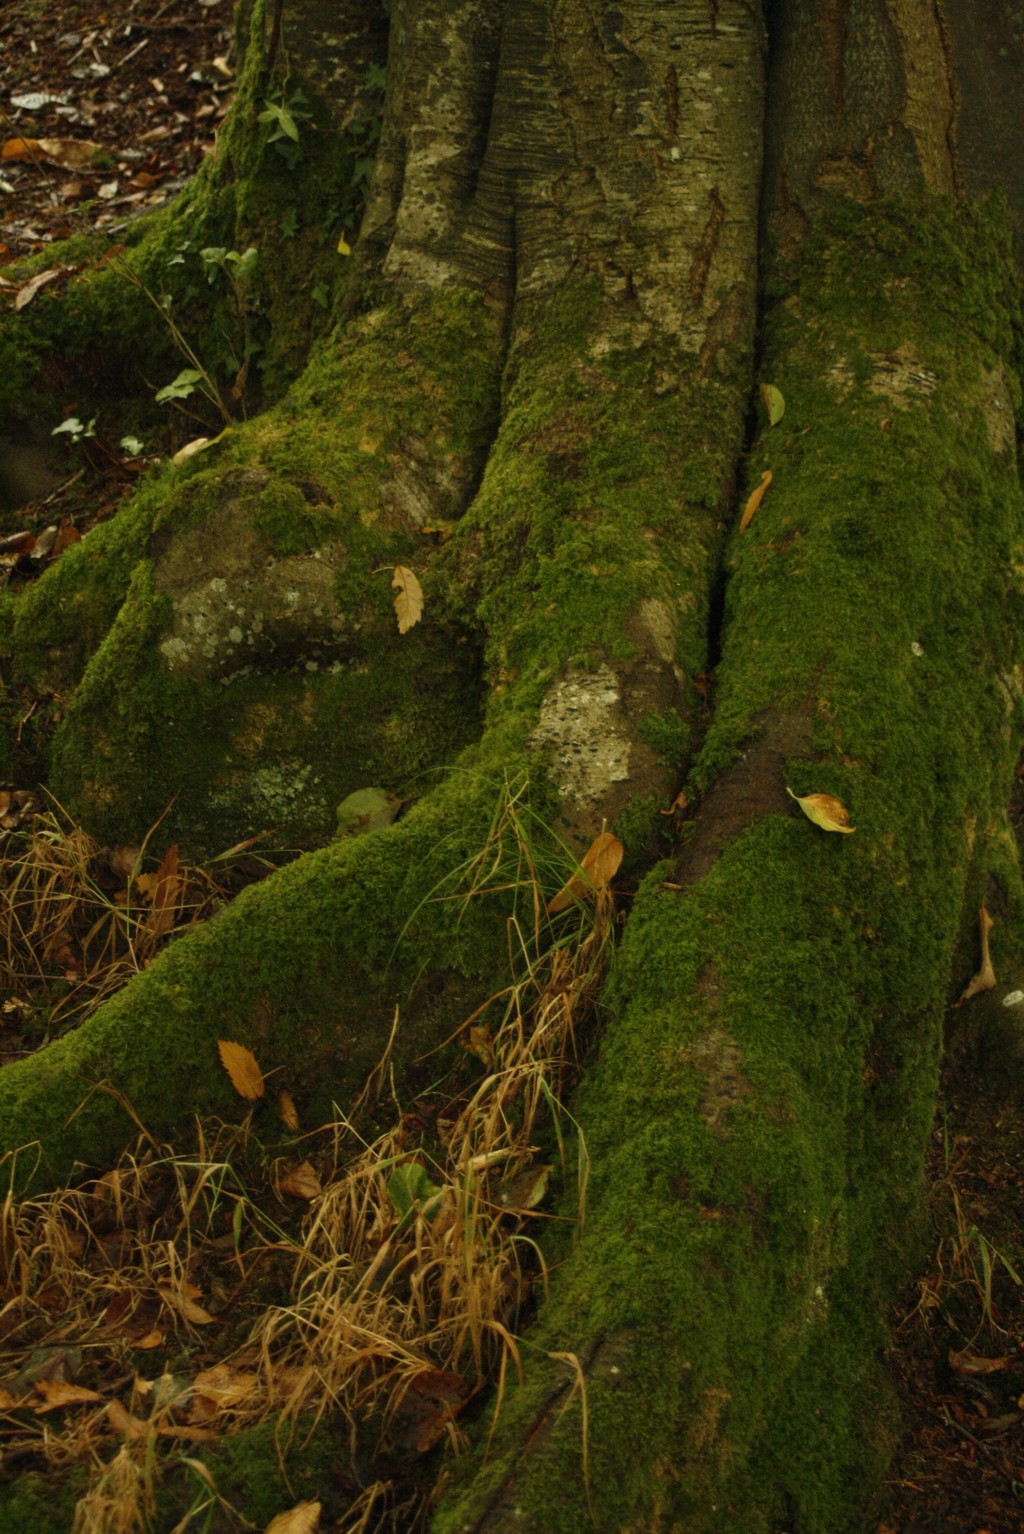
0 784 617 1530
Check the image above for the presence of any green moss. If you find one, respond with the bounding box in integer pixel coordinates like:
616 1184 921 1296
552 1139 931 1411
639 706 691 765
433 195 1024 1534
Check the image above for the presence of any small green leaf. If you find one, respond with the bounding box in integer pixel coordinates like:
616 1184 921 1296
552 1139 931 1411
760 382 785 426
387 1162 444 1226
156 368 203 404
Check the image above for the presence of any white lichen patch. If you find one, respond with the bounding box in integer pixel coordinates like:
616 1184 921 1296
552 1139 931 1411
528 663 631 811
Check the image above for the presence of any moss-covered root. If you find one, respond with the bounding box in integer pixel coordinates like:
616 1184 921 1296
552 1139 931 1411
0 758 521 1196
431 198 1024 1533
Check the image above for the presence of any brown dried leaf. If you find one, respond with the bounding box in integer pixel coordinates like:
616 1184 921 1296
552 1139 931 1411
15 267 64 311
960 905 997 1002
278 1160 323 1201
392 565 424 634
948 1347 1009 1377
107 1399 149 1439
157 1285 215 1326
264 1502 322 1534
547 831 624 914
33 1380 104 1412
36 137 104 172
192 1364 259 1408
277 1089 300 1132
1 136 43 161
218 1039 265 1101
0 1387 29 1409
738 469 772 533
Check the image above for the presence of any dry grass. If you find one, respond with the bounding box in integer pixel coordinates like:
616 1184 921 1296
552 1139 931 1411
0 782 617 1530
0 797 272 1041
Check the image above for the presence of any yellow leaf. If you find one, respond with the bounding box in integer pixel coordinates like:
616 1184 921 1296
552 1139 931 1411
547 831 624 914
277 1088 300 1132
218 1039 265 1101
786 788 855 834
265 1502 322 1534
337 232 351 255
760 383 785 426
192 1364 260 1408
738 469 772 533
277 1160 323 1201
172 426 232 467
392 565 424 634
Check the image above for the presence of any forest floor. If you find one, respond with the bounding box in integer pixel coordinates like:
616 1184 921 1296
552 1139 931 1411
2 2 1024 1531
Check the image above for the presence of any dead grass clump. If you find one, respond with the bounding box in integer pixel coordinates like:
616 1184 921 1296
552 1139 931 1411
0 781 618 1528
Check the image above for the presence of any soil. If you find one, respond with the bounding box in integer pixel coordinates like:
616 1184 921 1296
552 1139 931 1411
2 2 1024 1531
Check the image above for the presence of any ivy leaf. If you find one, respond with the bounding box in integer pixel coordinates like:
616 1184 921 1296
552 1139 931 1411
387 1162 445 1225
786 788 855 834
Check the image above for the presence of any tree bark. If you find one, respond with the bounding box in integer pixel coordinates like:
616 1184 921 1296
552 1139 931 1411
2 1 1023 1530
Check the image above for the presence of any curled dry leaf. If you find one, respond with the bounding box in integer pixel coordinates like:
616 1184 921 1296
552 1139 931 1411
264 1502 322 1534
392 564 424 633
738 469 772 533
278 1088 300 1132
960 905 997 1003
277 1160 323 1201
547 830 624 914
786 788 855 834
218 1039 265 1101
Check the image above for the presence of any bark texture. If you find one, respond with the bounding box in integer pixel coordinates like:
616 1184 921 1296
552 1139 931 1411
1 1 1023 1531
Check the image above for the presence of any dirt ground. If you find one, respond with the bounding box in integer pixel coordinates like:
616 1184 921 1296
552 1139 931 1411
2 2 1024 1529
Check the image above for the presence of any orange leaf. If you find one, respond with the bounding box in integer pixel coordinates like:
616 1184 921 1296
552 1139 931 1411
2 136 42 161
218 1040 265 1101
547 831 624 914
277 1089 300 1132
738 469 772 533
392 565 424 634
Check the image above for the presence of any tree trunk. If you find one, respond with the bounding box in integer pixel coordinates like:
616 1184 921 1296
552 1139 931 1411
2 1 1023 1530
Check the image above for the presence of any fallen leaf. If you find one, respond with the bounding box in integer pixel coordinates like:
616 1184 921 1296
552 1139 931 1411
265 1501 322 1534
277 1161 323 1201
738 469 772 533
192 1364 259 1408
277 1089 300 1132
157 1285 216 1326
36 137 104 171
948 1347 1009 1376
392 565 424 633
134 1329 165 1350
33 1380 104 1412
500 1164 551 1212
337 232 351 256
760 383 785 425
0 1387 28 1409
14 267 64 311
786 788 855 834
172 436 210 464
960 905 997 1002
547 831 624 914
659 788 688 816
107 1399 149 1439
2 136 43 161
218 1040 265 1101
